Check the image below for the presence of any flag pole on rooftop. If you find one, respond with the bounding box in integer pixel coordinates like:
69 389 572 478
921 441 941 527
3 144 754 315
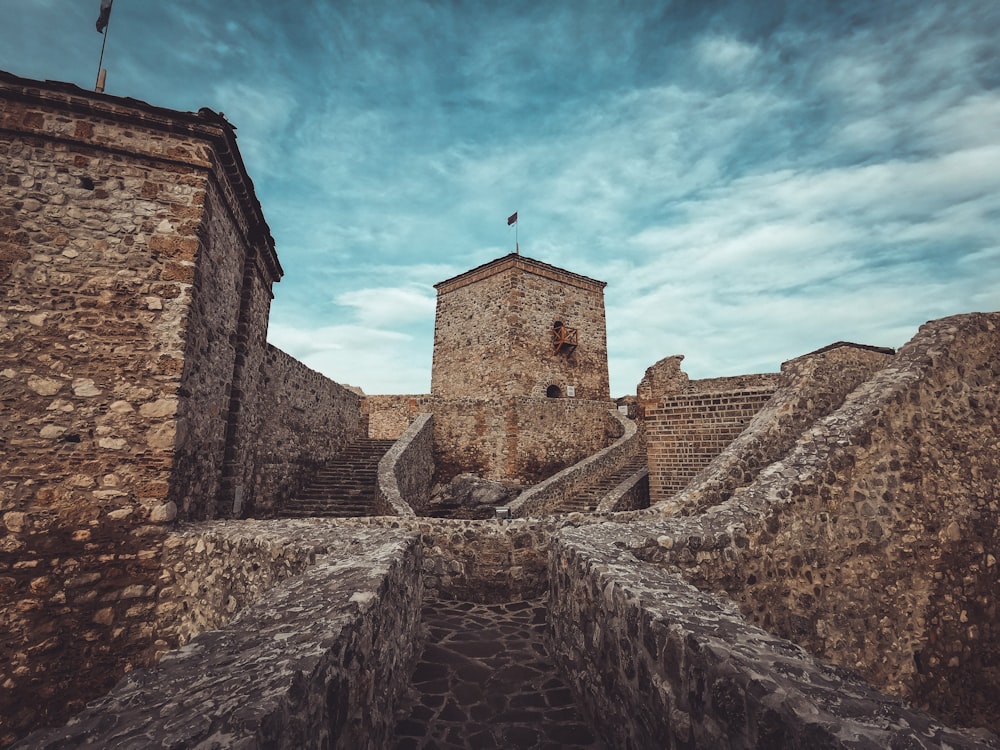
94 0 114 93
507 211 519 254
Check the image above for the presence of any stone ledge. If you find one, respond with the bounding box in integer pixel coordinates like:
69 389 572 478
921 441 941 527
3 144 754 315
549 529 998 749
17 526 423 750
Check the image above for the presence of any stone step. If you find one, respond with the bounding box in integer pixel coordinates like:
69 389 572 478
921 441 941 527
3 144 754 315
276 438 396 519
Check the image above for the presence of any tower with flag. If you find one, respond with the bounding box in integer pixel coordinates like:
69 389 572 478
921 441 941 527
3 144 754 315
95 0 114 92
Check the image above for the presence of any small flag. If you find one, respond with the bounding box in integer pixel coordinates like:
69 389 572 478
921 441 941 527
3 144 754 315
507 211 517 226
96 0 113 33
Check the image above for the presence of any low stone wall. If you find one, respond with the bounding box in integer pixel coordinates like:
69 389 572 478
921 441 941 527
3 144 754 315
620 314 1000 732
654 342 893 516
596 466 649 513
248 345 366 517
508 409 638 517
17 524 423 750
549 528 996 749
333 516 563 602
375 413 433 516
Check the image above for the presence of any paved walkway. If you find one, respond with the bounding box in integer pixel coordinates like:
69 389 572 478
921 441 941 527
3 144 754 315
392 598 606 749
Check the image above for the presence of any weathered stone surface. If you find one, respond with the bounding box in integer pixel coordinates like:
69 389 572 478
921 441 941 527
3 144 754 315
548 530 996 749
17 525 423 750
431 254 609 401
376 413 433 516
428 472 520 516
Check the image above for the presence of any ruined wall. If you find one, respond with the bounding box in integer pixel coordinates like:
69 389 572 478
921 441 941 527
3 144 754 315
646 383 776 502
247 345 366 518
631 314 1000 732
654 343 893 516
431 254 609 401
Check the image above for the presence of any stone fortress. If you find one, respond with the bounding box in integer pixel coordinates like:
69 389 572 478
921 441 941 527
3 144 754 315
1 69 998 748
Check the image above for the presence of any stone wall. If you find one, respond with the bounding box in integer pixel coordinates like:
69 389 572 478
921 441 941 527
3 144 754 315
363 394 432 439
430 396 620 484
247 345 366 518
375 413 433 516
549 528 996 749
646 383 776 502
18 523 423 750
654 342 893 516
0 72 282 744
627 314 1000 732
0 73 369 746
431 254 610 401
508 409 638 517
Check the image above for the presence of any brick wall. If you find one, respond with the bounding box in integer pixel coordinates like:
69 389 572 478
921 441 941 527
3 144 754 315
646 385 776 502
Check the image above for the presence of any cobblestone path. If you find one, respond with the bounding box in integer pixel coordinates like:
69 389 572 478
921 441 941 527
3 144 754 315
392 598 606 749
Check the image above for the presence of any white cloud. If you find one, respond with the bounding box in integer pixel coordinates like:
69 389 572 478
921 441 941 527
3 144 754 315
335 286 436 327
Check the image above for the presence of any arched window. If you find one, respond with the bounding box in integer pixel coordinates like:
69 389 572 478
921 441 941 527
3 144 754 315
546 384 561 398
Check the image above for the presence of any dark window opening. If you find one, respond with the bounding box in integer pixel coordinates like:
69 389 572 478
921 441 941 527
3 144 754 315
546 384 561 398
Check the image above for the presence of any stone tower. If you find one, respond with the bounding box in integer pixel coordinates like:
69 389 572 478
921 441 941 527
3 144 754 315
431 253 610 400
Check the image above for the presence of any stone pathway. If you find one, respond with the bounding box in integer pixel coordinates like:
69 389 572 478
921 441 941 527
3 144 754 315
392 598 606 750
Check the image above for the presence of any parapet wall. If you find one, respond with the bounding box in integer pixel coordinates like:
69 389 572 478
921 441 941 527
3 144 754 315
508 409 640 517
629 313 1000 732
375 413 433 516
549 529 995 749
19 523 423 750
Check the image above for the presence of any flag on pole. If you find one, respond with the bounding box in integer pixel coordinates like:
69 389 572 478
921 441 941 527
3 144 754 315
96 0 113 33
507 211 517 226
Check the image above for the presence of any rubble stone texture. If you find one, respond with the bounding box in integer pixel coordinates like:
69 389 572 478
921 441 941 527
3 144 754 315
0 72 364 742
3 71 1000 749
431 254 609 401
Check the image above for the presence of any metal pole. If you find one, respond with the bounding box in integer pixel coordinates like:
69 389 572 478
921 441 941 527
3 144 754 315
95 22 109 92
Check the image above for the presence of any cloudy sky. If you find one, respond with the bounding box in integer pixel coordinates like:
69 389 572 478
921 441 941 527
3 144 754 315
3 1 998 395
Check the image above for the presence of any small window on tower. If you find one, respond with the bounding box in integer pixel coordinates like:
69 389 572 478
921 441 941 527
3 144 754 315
546 384 561 398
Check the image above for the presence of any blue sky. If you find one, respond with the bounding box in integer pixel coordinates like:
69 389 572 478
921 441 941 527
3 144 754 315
3 1 998 395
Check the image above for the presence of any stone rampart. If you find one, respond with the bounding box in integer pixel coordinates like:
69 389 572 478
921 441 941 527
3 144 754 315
248 345 366 517
623 313 1000 732
507 409 638 517
375 413 433 516
654 342 893 516
17 524 422 750
549 529 996 749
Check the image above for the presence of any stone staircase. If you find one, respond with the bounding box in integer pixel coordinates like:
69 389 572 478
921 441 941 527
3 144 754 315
279 439 396 518
551 454 648 514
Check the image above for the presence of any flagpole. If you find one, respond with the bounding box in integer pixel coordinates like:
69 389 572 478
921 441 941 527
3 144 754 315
95 24 109 92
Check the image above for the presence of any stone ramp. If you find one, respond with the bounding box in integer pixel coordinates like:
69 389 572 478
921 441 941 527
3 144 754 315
279 439 396 518
550 454 648 514
392 598 604 749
